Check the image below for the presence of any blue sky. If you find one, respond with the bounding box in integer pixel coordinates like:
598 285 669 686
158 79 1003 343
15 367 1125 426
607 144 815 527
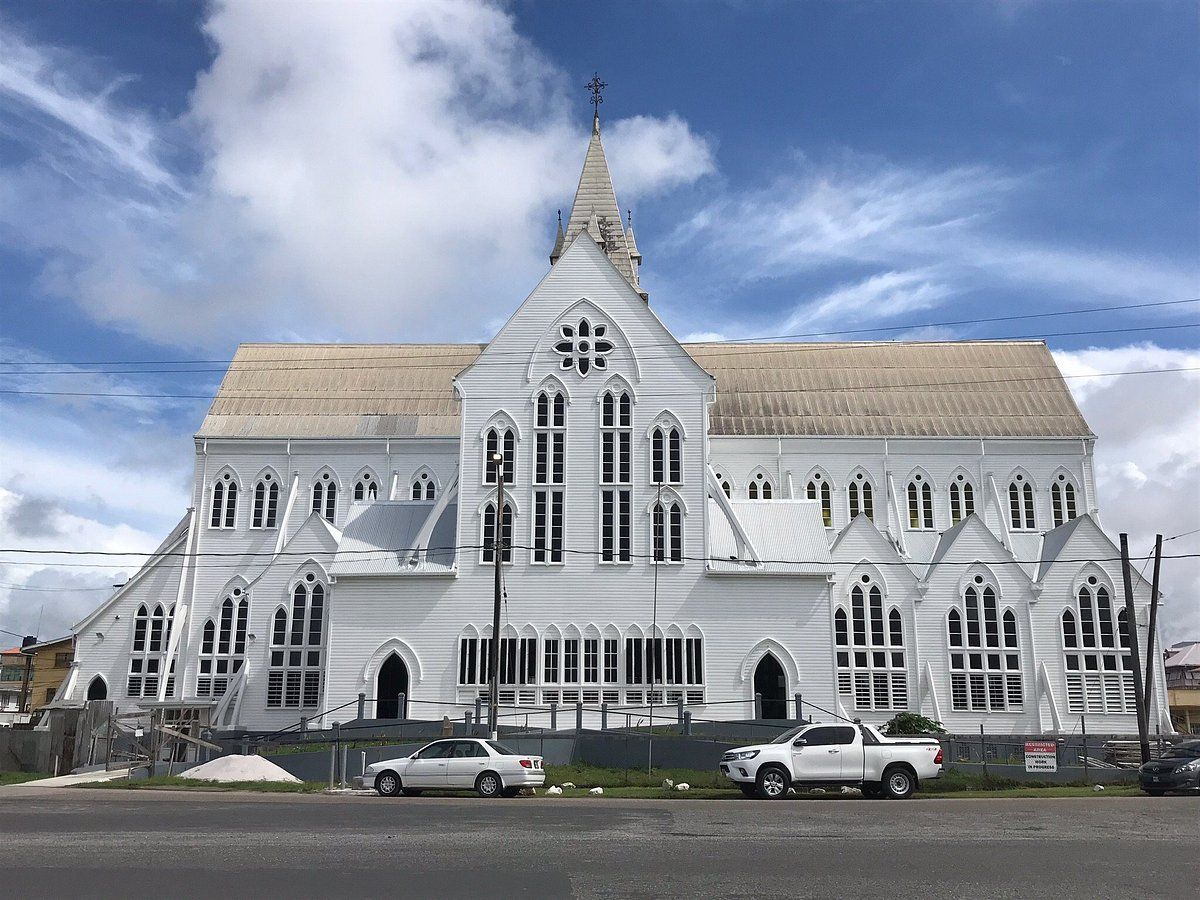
0 1 1197 641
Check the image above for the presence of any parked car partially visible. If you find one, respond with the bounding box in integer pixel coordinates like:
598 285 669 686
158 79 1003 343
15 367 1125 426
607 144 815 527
1138 739 1200 796
361 738 545 798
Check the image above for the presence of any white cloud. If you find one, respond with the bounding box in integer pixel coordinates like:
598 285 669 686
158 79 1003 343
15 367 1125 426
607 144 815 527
1054 344 1200 644
672 156 1197 327
783 269 953 332
0 1 714 347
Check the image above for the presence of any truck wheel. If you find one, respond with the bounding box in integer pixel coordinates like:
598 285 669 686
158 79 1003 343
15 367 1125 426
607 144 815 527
739 783 757 798
882 766 916 800
861 783 883 799
755 765 790 799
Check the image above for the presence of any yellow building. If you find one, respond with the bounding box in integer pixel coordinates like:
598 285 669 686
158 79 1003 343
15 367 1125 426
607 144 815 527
1165 642 1200 735
23 636 75 713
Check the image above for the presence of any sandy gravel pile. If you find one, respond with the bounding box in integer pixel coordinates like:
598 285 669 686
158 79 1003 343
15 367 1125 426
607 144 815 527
180 754 301 783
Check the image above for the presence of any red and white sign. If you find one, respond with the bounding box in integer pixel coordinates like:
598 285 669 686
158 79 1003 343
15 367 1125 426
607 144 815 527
1024 741 1058 773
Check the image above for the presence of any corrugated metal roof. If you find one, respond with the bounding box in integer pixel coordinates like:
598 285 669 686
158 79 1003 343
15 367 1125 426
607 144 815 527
198 340 1092 440
707 499 833 575
1166 643 1200 670
329 501 457 576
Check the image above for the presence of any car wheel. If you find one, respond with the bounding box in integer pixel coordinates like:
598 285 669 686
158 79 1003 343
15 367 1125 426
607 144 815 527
375 771 401 797
755 765 790 799
501 787 521 798
738 783 757 798
476 771 503 798
861 783 883 799
402 788 423 797
882 766 916 800
1144 789 1166 797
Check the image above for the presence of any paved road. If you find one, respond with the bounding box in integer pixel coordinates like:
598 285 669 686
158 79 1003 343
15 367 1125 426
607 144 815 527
1 787 1196 898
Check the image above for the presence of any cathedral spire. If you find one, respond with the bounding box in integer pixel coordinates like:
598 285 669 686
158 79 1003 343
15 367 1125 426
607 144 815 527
551 75 644 297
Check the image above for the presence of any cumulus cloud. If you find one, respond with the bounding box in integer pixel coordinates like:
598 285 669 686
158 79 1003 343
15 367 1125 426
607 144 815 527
0 1 714 347
1054 344 1200 645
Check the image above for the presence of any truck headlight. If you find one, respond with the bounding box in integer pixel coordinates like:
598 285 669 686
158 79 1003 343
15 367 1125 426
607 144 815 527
1174 758 1200 773
728 750 759 761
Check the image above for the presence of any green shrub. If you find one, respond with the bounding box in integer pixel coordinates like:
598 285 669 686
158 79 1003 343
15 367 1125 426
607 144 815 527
882 712 946 736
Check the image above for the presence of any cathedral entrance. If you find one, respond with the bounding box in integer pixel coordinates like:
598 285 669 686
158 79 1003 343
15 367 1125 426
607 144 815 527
376 654 409 719
753 653 788 719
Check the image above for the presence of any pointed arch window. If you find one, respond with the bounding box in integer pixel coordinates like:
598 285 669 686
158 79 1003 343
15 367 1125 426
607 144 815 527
713 470 732 499
835 577 907 710
1051 474 1078 527
949 578 1021 711
949 473 975 525
197 591 247 699
353 474 379 502
600 389 633 563
312 472 337 524
267 574 326 709
906 475 934 530
481 499 514 564
252 474 280 528
210 472 238 529
127 602 176 698
804 473 831 524
848 473 874 521
484 425 516 485
1008 475 1036 530
532 389 566 564
747 471 775 501
650 424 682 485
1063 578 1134 714
652 497 684 563
411 472 436 501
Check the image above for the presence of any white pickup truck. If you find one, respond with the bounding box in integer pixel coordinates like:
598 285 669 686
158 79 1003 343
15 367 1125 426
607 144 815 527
720 722 943 799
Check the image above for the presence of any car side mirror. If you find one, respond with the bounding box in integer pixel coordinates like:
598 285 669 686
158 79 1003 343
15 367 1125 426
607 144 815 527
792 739 807 747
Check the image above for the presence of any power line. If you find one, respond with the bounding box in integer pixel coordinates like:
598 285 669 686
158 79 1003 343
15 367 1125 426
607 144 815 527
3 320 1199 376
3 296 1196 369
2 363 1197 404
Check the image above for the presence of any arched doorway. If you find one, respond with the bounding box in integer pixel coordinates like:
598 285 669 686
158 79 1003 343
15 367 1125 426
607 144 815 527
753 653 788 719
376 654 409 719
86 676 108 701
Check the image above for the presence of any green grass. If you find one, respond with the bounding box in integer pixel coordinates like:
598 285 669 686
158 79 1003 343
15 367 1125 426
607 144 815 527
544 763 729 789
0 771 52 786
81 776 328 793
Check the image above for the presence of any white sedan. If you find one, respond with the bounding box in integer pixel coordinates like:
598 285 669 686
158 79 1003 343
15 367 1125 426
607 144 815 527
364 738 546 798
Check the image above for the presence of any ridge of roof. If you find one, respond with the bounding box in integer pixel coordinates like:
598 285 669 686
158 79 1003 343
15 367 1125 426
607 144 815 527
199 340 1094 440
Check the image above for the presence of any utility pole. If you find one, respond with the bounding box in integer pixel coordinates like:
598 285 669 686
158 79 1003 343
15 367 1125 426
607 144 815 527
488 453 504 741
1118 534 1150 764
1142 534 1163 726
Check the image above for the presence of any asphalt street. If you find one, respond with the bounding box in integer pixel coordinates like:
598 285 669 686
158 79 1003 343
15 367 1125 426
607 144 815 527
1 787 1196 899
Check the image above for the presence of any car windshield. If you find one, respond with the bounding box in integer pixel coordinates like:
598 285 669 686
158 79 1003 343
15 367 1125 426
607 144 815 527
486 741 519 755
770 726 807 745
1160 741 1200 759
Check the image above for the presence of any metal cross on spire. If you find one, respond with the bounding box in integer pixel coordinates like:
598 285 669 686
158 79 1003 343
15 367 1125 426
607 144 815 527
586 73 607 114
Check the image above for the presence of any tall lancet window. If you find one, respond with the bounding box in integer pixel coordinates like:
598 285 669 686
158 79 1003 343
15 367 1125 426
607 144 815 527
1051 473 1078 527
532 389 566 564
848 472 874 522
600 388 633 563
1008 474 1036 530
312 471 337 524
949 473 975 525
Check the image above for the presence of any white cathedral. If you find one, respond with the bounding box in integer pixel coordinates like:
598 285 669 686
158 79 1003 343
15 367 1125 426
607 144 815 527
61 107 1171 737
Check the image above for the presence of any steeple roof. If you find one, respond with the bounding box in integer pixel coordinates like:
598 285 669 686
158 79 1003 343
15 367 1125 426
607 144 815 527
553 112 642 294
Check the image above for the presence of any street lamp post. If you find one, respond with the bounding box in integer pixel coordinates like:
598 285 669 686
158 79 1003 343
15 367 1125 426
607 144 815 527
488 453 504 740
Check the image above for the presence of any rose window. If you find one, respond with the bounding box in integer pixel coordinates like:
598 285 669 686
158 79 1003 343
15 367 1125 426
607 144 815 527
554 318 613 376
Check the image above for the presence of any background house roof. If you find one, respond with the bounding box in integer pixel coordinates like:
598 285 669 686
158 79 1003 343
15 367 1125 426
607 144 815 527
199 340 1092 440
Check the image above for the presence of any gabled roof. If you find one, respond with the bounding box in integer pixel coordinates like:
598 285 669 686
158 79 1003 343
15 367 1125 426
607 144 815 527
920 514 1023 583
198 340 1092 440
1166 643 1200 669
1035 515 1091 581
